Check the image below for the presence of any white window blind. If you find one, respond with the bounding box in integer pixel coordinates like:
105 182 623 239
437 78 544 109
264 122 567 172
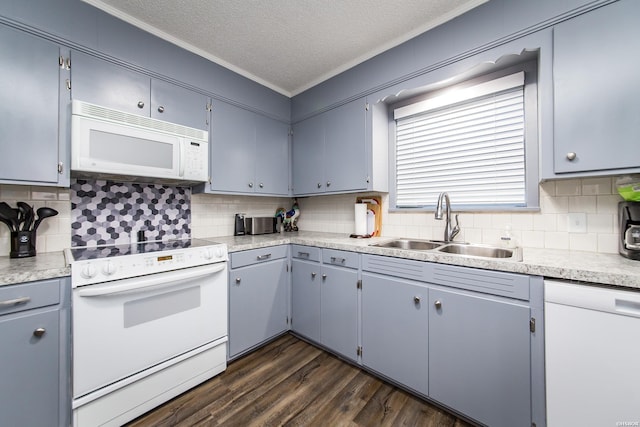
394 72 526 208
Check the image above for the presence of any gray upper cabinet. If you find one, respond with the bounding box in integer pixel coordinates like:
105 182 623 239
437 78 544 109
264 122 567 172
71 51 210 130
207 100 289 196
0 25 67 186
292 98 369 195
428 288 531 427
552 0 640 175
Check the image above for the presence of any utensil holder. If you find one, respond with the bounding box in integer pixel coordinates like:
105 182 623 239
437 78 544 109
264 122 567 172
10 231 36 258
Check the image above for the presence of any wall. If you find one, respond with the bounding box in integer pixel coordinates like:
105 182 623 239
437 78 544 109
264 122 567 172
0 182 290 256
296 177 622 254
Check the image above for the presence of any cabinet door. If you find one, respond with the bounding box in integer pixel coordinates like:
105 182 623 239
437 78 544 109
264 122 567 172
71 50 150 116
324 98 368 192
0 26 61 184
150 79 209 130
229 259 288 358
209 100 256 193
553 0 640 173
254 115 289 195
292 114 324 195
0 308 59 427
320 265 358 361
291 259 321 342
429 288 531 427
361 273 428 395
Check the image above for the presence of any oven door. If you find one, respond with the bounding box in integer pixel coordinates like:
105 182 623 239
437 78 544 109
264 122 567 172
72 262 227 399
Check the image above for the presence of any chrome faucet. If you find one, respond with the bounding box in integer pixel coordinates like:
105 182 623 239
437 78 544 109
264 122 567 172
435 192 460 242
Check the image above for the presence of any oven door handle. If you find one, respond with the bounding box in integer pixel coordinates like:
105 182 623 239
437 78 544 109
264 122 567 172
76 263 226 297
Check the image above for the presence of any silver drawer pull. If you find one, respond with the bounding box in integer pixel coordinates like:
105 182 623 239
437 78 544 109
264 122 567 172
0 296 31 307
297 252 310 258
330 256 346 264
256 254 272 260
33 328 46 338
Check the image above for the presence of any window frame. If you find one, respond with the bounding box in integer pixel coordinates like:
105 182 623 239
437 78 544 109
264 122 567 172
388 59 540 212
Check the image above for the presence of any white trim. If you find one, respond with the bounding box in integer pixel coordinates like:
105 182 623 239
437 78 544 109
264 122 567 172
394 71 525 120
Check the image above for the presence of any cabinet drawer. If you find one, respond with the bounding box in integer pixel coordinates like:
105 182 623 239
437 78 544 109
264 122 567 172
0 279 61 316
291 245 321 262
322 249 359 269
431 264 530 301
231 245 288 269
362 254 433 282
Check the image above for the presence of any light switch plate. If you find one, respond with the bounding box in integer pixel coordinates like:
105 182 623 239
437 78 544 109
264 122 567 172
567 212 587 233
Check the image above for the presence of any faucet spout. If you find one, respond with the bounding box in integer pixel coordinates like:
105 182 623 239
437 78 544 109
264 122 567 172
434 192 460 242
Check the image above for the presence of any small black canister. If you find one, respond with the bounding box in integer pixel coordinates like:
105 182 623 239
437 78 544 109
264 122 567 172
10 231 36 258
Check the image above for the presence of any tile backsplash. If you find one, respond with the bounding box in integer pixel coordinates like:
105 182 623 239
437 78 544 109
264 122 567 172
0 176 625 256
295 177 623 254
70 179 191 247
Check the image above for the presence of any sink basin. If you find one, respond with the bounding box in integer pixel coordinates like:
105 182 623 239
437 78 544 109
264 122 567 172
437 243 522 261
371 238 444 250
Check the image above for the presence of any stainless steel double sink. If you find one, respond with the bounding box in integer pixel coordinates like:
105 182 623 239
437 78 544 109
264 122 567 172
370 238 522 261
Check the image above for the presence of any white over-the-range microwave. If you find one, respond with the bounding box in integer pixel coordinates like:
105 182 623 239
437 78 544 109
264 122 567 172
71 100 209 184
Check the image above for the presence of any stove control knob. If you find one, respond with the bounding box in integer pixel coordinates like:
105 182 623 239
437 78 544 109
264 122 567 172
102 261 116 276
203 248 214 260
215 247 224 259
80 263 97 279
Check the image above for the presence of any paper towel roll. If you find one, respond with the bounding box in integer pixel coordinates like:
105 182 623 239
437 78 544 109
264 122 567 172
354 204 367 236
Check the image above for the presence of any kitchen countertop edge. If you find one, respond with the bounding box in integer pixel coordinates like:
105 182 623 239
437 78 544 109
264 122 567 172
1 232 638 289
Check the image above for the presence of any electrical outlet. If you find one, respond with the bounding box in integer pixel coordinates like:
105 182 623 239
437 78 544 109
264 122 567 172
567 212 587 233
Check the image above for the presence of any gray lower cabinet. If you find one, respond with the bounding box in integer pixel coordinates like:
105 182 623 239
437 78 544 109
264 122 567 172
0 24 67 186
428 287 531 427
361 254 541 427
71 50 210 130
552 0 640 175
228 246 289 358
291 247 358 361
206 100 289 196
291 254 322 342
0 277 70 427
361 272 429 395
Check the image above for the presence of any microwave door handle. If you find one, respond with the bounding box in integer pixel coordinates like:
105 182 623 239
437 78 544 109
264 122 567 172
76 263 226 297
179 140 186 177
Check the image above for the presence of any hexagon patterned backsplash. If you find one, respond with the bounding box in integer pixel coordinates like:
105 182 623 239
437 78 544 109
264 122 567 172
70 179 190 247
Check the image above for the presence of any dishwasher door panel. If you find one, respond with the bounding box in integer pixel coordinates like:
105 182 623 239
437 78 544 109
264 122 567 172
545 280 640 426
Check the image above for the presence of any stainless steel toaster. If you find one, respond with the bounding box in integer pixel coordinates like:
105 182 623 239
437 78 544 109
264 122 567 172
245 216 277 235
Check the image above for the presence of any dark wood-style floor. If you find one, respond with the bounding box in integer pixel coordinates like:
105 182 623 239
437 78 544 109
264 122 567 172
127 334 474 426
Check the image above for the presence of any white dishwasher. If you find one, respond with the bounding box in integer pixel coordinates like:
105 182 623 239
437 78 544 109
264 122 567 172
545 280 640 426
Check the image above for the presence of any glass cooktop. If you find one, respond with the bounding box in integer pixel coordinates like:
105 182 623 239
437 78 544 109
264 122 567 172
68 238 220 261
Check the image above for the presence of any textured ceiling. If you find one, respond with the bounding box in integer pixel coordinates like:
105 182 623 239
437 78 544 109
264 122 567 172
82 0 487 97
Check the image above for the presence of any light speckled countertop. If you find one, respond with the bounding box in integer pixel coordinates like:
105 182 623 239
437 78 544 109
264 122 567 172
2 231 639 289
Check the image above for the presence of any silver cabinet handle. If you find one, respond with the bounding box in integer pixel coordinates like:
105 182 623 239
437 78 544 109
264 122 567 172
414 296 421 304
235 277 241 284
137 101 145 109
322 273 327 280
326 181 331 187
0 296 31 307
256 254 272 261
311 272 316 278
157 105 165 113
330 256 345 264
434 300 442 309
248 182 254 188
317 182 322 188
297 251 310 258
33 328 46 338
259 183 264 188
566 152 577 161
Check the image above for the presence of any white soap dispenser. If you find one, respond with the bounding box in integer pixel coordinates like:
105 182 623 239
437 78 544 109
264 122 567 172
501 224 517 249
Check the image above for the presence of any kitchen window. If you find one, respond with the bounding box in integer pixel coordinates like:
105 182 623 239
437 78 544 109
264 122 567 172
391 61 539 210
